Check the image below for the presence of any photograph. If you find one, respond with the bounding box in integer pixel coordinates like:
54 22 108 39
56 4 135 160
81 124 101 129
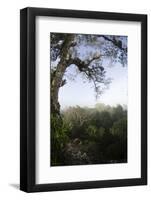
50 32 128 166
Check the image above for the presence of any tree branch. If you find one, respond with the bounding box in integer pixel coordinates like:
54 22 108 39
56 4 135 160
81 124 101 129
101 35 127 54
67 55 108 99
69 54 101 72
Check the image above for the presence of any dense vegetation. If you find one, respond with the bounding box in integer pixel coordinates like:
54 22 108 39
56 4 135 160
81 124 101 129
51 104 127 166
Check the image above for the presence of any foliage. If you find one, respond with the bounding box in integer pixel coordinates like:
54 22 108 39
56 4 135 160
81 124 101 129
51 114 71 165
51 104 127 166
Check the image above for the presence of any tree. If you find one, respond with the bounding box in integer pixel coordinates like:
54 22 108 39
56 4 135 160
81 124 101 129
50 33 127 115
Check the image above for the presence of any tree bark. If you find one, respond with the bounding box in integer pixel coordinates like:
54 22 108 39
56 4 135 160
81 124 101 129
51 34 75 115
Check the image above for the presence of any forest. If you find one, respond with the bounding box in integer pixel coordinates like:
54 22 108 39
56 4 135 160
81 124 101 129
51 104 127 166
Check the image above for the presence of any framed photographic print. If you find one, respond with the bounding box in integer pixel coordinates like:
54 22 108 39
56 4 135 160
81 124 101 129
20 7 147 192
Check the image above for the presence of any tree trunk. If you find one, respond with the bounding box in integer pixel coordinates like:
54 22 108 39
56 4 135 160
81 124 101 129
51 34 75 115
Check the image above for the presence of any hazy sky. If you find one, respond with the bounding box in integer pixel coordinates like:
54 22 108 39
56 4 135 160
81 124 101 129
59 62 127 109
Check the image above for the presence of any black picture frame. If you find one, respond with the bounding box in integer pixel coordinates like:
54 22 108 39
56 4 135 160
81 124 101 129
20 7 147 192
